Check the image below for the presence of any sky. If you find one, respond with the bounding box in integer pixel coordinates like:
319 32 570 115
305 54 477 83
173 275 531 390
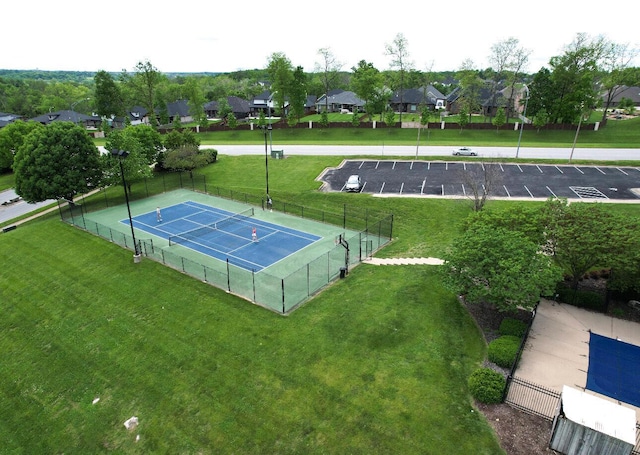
3 0 638 75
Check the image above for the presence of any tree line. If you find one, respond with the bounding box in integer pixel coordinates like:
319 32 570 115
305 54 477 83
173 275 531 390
1 33 637 127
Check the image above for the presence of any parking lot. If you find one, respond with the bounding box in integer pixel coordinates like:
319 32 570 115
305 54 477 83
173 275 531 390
320 159 640 201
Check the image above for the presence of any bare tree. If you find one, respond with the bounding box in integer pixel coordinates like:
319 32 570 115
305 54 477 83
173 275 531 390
457 160 503 211
315 48 343 114
385 33 413 123
598 41 639 123
488 38 531 122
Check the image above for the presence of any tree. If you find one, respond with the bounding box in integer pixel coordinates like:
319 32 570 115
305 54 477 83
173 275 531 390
94 70 124 119
492 107 506 131
384 109 396 126
457 104 470 130
442 223 561 312
456 59 483 120
183 76 208 128
540 199 621 289
547 33 609 123
597 42 639 123
488 38 531 122
14 122 102 203
266 52 293 118
0 120 43 172
289 66 307 122
532 110 549 132
385 33 413 123
457 160 503 211
226 112 238 129
121 60 163 128
351 60 384 121
103 125 161 187
316 48 342 115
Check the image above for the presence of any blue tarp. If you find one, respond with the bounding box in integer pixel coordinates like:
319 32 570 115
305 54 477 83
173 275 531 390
586 332 640 408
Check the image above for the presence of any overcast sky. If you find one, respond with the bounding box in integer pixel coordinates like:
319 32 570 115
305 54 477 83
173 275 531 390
4 0 638 75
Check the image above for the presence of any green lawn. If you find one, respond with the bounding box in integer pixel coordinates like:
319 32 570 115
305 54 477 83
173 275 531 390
3 122 640 453
0 155 513 454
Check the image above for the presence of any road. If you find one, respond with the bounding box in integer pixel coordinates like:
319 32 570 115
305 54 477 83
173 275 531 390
204 145 640 161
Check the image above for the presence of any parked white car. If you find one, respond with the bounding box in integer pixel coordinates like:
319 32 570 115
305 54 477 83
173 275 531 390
344 175 362 192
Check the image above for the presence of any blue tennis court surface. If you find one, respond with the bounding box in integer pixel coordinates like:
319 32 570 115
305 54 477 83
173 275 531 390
586 332 640 408
121 201 321 272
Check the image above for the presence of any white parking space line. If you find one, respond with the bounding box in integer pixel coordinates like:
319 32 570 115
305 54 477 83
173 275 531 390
399 182 404 194
499 163 505 172
546 186 558 197
574 166 584 174
375 161 380 169
445 163 449 171
358 161 365 169
463 162 467 171
525 186 534 198
517 164 524 172
462 184 466 196
392 161 397 169
442 184 445 196
555 166 564 174
421 179 426 194
595 167 606 174
379 182 386 194
504 185 511 197
361 182 367 192
427 162 431 170
617 167 629 175
410 161 414 170
536 165 543 173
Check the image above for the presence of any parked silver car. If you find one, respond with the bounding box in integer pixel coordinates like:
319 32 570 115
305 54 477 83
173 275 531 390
344 174 362 192
452 147 477 156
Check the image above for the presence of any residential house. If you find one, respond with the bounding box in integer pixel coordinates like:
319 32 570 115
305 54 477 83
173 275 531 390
250 91 288 117
389 86 446 113
603 85 640 109
315 89 364 113
30 110 101 129
204 96 251 120
165 99 192 124
0 112 21 128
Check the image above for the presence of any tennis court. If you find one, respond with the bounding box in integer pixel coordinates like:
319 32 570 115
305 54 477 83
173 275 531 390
66 187 393 313
122 201 321 272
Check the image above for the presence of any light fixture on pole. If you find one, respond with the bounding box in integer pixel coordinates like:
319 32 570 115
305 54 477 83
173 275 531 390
263 123 272 196
111 149 141 263
70 97 90 125
515 85 529 159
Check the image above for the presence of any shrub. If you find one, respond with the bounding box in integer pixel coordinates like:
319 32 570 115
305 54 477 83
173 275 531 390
468 368 506 404
556 287 605 311
499 318 527 338
488 336 521 369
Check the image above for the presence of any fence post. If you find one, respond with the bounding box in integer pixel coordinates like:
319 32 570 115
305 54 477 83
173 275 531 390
281 279 285 314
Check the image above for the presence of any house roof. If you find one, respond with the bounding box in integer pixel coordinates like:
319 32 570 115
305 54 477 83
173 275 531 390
605 86 640 104
204 96 251 114
165 99 190 117
316 90 364 107
390 86 446 105
30 110 96 124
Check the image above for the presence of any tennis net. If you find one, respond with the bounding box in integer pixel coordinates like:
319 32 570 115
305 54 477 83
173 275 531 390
168 207 255 246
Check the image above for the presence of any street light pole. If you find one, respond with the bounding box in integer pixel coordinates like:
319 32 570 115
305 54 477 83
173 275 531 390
515 85 529 159
111 149 141 263
263 123 272 196
70 97 90 125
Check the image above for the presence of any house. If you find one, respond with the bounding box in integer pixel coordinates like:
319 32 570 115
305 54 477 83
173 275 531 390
304 95 317 115
0 112 22 128
30 110 101 129
603 85 640 109
204 96 251 120
389 86 446 113
164 99 192 124
250 91 289 117
315 89 364 113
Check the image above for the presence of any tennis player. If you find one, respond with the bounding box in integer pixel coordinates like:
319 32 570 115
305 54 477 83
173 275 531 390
252 227 258 242
156 207 162 222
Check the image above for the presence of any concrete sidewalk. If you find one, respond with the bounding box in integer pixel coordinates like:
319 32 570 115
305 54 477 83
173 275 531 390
516 298 640 419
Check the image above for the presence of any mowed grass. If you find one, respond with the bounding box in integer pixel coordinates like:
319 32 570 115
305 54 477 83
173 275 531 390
0 217 502 453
